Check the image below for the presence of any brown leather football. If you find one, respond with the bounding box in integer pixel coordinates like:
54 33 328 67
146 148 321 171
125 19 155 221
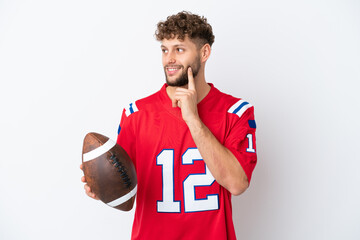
82 132 137 211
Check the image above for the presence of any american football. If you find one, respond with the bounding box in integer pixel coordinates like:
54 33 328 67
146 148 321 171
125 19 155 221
82 132 137 211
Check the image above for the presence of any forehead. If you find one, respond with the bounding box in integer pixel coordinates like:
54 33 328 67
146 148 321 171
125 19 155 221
161 36 197 48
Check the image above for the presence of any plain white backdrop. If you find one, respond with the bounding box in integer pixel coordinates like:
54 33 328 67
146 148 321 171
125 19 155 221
1 0 359 239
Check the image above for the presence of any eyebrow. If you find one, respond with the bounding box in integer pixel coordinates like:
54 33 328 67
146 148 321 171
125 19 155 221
161 44 186 48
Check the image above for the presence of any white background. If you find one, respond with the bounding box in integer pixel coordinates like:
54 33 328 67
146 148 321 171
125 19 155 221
1 0 359 239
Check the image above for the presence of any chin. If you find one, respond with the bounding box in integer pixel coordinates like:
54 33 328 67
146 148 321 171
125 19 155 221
166 78 188 87
165 72 189 87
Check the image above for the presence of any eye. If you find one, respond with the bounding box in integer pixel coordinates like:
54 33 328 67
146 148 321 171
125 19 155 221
177 48 184 53
161 49 168 54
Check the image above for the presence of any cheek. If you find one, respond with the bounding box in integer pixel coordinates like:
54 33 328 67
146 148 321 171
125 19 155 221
185 53 198 65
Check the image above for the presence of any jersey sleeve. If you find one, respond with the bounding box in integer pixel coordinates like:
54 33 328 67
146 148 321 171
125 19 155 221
116 107 137 166
224 106 257 183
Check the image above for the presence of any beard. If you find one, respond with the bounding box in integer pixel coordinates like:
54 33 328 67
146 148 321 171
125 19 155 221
164 56 201 87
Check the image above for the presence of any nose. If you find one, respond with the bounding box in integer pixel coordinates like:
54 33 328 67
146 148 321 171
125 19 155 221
166 51 176 64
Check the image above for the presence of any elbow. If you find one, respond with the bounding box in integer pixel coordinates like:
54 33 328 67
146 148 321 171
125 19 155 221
228 179 249 196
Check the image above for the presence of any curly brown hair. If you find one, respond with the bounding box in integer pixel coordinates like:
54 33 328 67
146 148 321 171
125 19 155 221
155 11 215 48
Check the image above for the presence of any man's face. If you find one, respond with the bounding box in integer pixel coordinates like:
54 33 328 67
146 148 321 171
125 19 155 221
161 36 201 87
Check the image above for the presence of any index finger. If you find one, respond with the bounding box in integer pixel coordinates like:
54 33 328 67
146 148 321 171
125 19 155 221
187 67 195 90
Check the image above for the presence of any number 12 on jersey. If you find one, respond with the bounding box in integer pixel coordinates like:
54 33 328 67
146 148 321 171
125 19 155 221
156 148 219 213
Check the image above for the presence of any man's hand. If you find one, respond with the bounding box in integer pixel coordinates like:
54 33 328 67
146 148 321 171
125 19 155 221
172 67 200 123
80 164 100 200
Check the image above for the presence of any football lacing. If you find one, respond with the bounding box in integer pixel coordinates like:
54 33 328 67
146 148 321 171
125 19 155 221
110 154 132 188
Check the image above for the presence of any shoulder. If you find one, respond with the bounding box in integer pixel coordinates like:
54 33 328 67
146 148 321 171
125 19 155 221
123 87 163 117
227 98 254 119
209 84 255 119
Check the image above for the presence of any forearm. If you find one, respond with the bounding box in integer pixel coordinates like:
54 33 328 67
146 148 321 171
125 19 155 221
186 118 249 195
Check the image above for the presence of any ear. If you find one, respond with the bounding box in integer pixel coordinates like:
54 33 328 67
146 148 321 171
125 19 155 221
200 43 211 63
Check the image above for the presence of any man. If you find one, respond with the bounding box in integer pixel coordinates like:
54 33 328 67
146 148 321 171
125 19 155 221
81 11 257 239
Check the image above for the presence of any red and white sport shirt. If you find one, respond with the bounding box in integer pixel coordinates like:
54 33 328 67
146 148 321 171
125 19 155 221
117 83 257 240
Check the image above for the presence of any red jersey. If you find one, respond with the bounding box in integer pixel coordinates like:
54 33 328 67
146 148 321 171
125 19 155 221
117 83 257 240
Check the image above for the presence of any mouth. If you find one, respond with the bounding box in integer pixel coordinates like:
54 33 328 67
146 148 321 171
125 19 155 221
165 65 182 76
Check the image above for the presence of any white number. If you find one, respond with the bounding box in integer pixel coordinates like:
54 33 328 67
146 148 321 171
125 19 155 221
157 148 219 213
246 133 256 153
156 149 181 213
182 148 219 212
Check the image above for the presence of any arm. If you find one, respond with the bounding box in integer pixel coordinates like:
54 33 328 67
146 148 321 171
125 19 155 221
187 119 249 196
173 68 249 195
